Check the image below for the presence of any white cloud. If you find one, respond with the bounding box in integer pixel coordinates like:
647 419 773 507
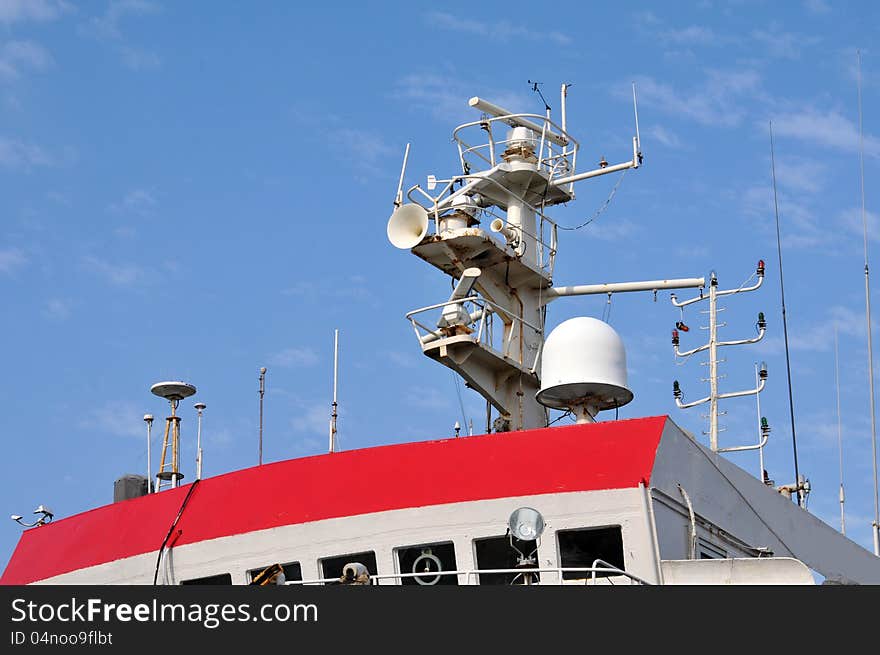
268 347 319 368
773 156 827 194
83 255 145 286
0 0 70 24
79 400 145 440
630 69 762 128
79 0 161 71
83 0 159 41
646 125 683 149
43 298 72 320
405 385 451 410
581 218 639 241
290 403 329 435
0 40 54 79
838 207 880 243
804 0 830 14
425 11 571 46
751 28 820 60
771 109 880 157
756 305 867 355
0 136 55 169
393 72 532 124
660 25 725 46
109 188 157 215
0 246 27 273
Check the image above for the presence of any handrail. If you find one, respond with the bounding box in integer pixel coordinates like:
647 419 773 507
286 565 649 586
405 296 543 369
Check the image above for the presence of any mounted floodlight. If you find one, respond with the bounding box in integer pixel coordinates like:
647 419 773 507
508 507 545 542
439 268 482 329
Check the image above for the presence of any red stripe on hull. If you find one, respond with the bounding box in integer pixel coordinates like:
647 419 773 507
1 416 666 584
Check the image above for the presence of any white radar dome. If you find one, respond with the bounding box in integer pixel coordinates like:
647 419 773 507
536 317 633 412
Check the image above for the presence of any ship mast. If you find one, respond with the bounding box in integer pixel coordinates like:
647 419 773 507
388 87 705 431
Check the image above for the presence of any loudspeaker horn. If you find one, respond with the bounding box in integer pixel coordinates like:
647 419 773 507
387 203 429 249
489 218 505 233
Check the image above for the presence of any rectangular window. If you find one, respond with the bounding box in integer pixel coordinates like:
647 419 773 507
395 542 458 585
180 573 232 585
319 551 377 585
247 562 303 585
698 538 727 560
557 526 625 580
473 535 539 585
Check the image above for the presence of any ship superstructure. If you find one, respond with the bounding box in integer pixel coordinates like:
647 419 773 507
4 90 880 586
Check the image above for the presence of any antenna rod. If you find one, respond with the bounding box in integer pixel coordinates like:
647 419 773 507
755 364 765 480
259 367 266 466
632 82 641 150
857 51 880 555
144 414 154 493
394 143 410 209
195 402 206 480
770 120 801 504
835 328 846 535
329 329 339 453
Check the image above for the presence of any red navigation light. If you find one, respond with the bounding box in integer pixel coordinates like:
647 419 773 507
757 259 765 273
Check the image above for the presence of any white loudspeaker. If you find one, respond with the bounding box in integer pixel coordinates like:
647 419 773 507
489 218 504 233
387 203 429 249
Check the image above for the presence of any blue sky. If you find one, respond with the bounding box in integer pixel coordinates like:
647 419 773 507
2 0 880 570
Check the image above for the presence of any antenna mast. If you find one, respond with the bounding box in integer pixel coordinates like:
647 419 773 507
835 328 846 534
670 262 767 451
770 121 802 506
329 329 339 453
259 367 266 465
857 51 880 555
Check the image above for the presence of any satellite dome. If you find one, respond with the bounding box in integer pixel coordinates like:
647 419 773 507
536 317 633 415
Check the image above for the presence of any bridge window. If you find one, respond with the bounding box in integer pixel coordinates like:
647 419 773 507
473 535 539 585
698 538 727 560
395 542 458 585
319 551 377 585
557 526 624 580
247 562 303 585
180 573 232 585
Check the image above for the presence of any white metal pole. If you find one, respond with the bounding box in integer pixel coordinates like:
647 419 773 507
329 329 339 453
857 51 880 555
195 403 205 480
755 364 764 480
144 414 153 493
259 367 266 466
708 276 719 451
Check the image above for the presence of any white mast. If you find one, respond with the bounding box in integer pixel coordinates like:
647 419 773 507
670 264 767 451
857 50 880 556
329 329 339 453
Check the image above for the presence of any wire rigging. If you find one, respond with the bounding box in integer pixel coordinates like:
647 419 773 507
557 169 628 231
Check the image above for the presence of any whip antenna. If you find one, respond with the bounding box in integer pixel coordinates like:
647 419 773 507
329 329 339 453
770 121 801 505
835 328 846 534
857 50 880 555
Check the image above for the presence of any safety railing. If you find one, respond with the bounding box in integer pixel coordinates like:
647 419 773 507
286 564 650 586
405 296 543 373
451 113 579 181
